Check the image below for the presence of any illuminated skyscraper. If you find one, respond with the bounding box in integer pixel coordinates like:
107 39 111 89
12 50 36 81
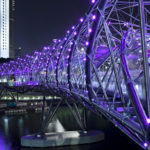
0 0 14 58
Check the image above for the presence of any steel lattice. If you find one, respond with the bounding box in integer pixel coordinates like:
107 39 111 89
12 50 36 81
0 0 150 149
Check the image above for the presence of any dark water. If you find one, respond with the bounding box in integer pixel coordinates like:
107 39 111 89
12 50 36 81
0 107 143 150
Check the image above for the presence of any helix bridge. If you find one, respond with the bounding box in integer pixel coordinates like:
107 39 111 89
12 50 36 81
1 0 150 149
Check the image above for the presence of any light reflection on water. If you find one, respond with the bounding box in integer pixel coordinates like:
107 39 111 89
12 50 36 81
4 117 9 137
18 118 24 136
0 132 7 150
0 117 11 150
0 107 142 150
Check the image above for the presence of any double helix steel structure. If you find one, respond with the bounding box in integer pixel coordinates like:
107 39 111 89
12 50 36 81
1 0 150 149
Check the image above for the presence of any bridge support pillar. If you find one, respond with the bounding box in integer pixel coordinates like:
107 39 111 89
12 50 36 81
21 98 104 147
21 130 104 148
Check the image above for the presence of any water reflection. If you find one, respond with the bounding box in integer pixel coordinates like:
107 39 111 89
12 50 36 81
4 117 9 137
0 132 6 150
0 107 143 150
18 118 24 136
0 117 11 150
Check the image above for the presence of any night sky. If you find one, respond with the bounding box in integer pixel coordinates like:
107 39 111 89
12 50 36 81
14 0 90 56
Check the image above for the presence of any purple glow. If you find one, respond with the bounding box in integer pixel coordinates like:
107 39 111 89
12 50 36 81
144 143 148 147
83 58 87 61
80 17 84 22
0 3 148 148
92 15 96 20
108 21 111 25
85 41 89 46
74 31 77 35
72 26 75 30
91 0 96 3
116 107 124 112
88 28 92 33
121 32 148 130
147 118 150 124
124 22 129 27
44 47 47 50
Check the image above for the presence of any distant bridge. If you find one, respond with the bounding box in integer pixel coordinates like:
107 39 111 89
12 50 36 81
0 0 150 149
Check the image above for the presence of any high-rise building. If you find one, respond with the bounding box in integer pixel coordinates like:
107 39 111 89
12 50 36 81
9 0 15 58
0 0 14 58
